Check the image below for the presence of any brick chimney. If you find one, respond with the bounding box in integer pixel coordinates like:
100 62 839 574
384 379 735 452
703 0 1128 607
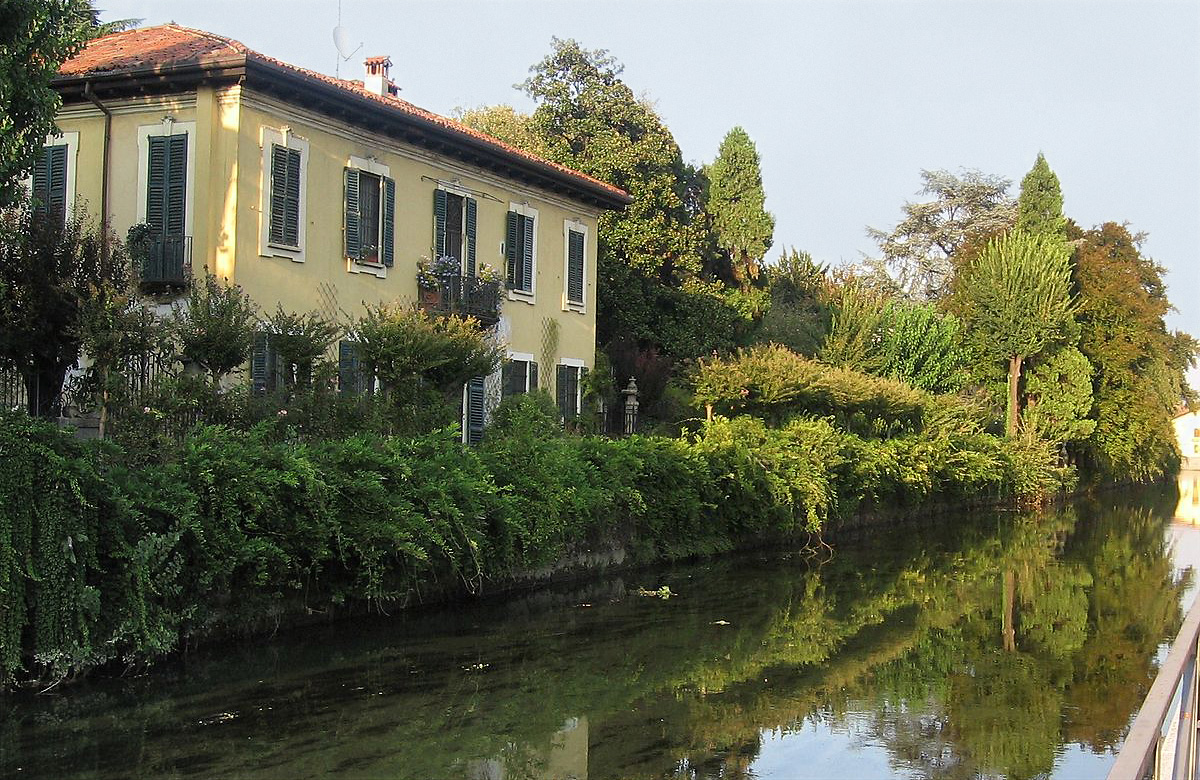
364 56 398 96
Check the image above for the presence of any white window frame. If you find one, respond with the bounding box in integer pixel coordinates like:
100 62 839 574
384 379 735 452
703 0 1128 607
505 350 537 396
562 219 588 313
259 126 309 262
558 357 586 419
136 118 196 238
507 201 538 304
23 131 80 214
346 154 392 279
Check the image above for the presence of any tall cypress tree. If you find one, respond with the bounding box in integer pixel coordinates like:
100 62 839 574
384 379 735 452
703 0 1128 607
706 127 774 289
1016 153 1067 239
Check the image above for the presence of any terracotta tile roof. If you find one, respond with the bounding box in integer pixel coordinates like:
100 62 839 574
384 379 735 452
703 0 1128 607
57 24 630 204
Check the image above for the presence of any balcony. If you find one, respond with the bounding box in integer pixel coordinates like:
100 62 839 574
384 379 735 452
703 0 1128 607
135 234 192 294
418 274 501 327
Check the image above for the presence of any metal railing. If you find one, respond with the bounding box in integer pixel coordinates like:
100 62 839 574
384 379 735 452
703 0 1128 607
138 234 192 291
1108 592 1200 780
418 274 501 325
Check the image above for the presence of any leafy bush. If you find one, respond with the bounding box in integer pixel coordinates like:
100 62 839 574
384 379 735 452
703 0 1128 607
692 344 926 435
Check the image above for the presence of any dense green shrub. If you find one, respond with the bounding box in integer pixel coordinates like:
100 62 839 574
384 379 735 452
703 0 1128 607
692 344 927 434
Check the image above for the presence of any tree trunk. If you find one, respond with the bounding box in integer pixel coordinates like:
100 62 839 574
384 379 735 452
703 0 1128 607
1003 569 1017 652
1006 354 1024 437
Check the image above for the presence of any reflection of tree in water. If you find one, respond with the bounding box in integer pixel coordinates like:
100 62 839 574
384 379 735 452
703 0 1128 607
3 490 1184 780
850 492 1183 780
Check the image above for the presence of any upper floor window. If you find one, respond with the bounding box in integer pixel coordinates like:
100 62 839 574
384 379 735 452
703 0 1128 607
260 127 309 261
344 157 394 273
564 223 586 310
146 134 188 238
26 132 77 223
434 189 477 275
31 145 68 220
506 203 537 296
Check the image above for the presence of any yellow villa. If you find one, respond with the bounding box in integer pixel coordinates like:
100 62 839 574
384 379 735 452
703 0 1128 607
43 24 629 439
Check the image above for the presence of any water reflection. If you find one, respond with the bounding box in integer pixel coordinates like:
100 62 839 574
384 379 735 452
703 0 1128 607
0 486 1186 779
1176 468 1200 524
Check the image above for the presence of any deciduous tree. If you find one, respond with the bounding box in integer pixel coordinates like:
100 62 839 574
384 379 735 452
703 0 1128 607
868 169 1016 300
0 1 97 206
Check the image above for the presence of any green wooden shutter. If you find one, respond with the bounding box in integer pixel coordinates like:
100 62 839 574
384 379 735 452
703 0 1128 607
269 145 288 245
465 197 477 276
146 136 168 234
556 364 568 419
270 145 301 247
505 211 518 287
529 361 538 391
31 145 67 218
251 332 269 395
501 360 516 398
382 176 395 267
567 230 585 304
466 377 486 445
344 168 360 260
165 135 187 236
521 215 535 292
338 340 358 395
147 135 187 236
433 189 447 257
284 147 301 246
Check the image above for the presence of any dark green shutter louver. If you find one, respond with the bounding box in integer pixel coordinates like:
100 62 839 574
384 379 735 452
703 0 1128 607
147 135 187 237
567 230 585 304
505 211 518 288
521 215 534 292
466 377 486 445
269 145 301 247
338 340 358 395
146 137 167 234
465 197 477 276
501 361 516 398
165 135 187 235
434 189 447 257
529 361 538 391
251 332 269 395
382 176 395 266
31 145 67 218
556 364 569 419
344 168 360 260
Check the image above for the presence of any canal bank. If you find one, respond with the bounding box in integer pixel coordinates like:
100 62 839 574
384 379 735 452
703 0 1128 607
2 480 1193 779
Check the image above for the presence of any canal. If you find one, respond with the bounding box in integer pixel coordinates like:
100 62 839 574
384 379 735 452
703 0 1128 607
2 481 1197 779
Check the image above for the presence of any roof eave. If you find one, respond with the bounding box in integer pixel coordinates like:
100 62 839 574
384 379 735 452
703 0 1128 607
54 54 631 211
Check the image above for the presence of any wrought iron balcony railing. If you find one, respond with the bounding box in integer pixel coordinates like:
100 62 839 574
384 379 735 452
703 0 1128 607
137 234 192 292
418 273 501 326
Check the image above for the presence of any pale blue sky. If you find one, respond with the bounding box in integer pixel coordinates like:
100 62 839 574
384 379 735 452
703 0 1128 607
97 0 1200 383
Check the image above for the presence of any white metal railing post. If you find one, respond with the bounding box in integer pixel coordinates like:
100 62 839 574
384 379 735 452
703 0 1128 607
1109 593 1200 780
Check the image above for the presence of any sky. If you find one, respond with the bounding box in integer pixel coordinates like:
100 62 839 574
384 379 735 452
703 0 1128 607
96 0 1200 384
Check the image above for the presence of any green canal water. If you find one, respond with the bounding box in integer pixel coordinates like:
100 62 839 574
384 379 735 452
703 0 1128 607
2 484 1194 779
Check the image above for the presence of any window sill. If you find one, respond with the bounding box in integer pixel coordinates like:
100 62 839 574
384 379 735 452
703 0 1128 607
347 257 387 278
262 243 305 263
562 299 586 314
507 288 535 305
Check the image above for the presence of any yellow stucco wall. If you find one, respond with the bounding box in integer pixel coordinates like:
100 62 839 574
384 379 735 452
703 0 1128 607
53 85 603 388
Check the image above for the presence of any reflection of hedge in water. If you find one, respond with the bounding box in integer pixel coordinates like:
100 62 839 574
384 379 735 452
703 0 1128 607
5 491 1180 779
1 392 1066 687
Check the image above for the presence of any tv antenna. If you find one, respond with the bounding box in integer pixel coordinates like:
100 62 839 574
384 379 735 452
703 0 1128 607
332 0 362 78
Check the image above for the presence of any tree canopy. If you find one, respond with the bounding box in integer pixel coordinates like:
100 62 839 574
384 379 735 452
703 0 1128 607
0 0 96 206
868 169 1016 300
958 230 1076 435
706 126 774 289
1016 153 1068 239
